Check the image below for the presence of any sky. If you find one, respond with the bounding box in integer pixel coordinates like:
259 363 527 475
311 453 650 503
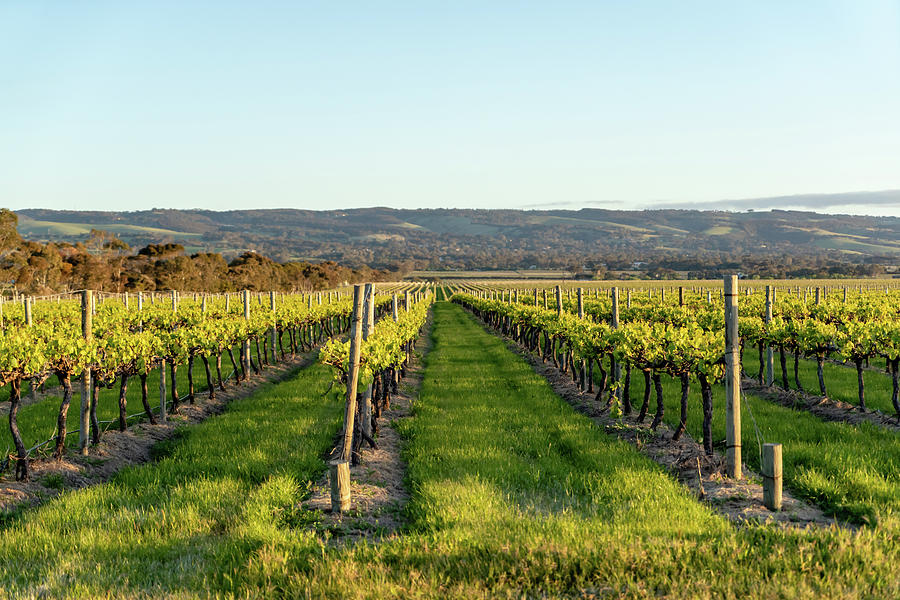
2 1 899 215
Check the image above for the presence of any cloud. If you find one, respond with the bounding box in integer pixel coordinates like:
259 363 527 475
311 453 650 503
643 190 900 213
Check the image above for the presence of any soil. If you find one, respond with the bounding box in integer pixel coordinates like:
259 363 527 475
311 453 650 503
481 322 842 530
300 313 432 544
0 350 321 515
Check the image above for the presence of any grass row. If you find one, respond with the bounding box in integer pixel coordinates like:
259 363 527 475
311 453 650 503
275 303 898 598
601 355 900 526
0 360 345 597
742 349 898 415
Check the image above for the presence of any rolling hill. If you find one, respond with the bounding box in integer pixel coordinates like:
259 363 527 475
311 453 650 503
14 206 900 273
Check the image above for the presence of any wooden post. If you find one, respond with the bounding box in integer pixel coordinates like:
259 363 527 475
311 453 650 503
762 443 783 510
405 290 411 312
611 288 620 328
611 287 621 402
340 286 365 462
242 290 251 376
724 275 741 479
329 459 351 513
765 286 774 386
79 290 93 455
678 286 684 306
171 289 178 313
360 284 375 442
25 298 37 402
555 285 562 316
626 289 632 309
815 287 821 305
577 288 584 319
542 289 547 309
392 294 399 321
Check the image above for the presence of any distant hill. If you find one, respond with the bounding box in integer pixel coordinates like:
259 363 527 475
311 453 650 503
15 205 900 275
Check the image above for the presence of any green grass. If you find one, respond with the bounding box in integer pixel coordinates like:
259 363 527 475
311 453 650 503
3 303 899 598
613 365 900 525
742 349 899 416
17 217 203 239
274 303 898 598
0 360 345 598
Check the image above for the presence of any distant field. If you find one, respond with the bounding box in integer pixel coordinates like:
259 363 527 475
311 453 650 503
18 217 202 240
408 269 575 279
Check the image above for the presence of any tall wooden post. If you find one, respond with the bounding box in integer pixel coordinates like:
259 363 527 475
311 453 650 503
25 298 36 402
724 275 741 479
360 284 375 442
611 287 621 402
79 291 93 455
555 285 562 316
392 294 399 321
340 285 365 462
242 290 251 376
679 286 684 306
577 288 584 319
765 286 774 386
269 291 277 363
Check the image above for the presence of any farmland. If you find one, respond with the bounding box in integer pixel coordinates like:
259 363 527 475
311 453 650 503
0 279 899 598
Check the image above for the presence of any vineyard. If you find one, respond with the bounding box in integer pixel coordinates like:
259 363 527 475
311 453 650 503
0 279 898 598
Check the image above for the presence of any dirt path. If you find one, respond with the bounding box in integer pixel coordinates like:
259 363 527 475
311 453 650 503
0 349 321 515
470 315 841 530
301 312 433 544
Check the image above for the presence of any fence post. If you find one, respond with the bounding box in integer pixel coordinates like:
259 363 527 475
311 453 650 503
611 287 621 402
242 290 251 376
270 291 277 363
79 290 93 454
577 288 584 319
360 284 375 443
724 275 742 479
762 443 783 510
765 286 774 386
332 285 365 513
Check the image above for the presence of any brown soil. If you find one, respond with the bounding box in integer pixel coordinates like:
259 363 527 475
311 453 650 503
742 378 900 432
300 313 432 544
484 325 841 529
0 350 320 515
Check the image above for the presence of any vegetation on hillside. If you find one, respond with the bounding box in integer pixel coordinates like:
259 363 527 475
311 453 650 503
17 206 900 278
0 210 390 294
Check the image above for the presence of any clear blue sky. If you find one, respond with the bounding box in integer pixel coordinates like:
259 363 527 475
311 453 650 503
2 1 899 214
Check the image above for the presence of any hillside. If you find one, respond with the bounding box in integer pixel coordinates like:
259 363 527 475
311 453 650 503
16 206 900 276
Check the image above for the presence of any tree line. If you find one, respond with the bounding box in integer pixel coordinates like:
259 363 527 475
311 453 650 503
0 210 391 294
